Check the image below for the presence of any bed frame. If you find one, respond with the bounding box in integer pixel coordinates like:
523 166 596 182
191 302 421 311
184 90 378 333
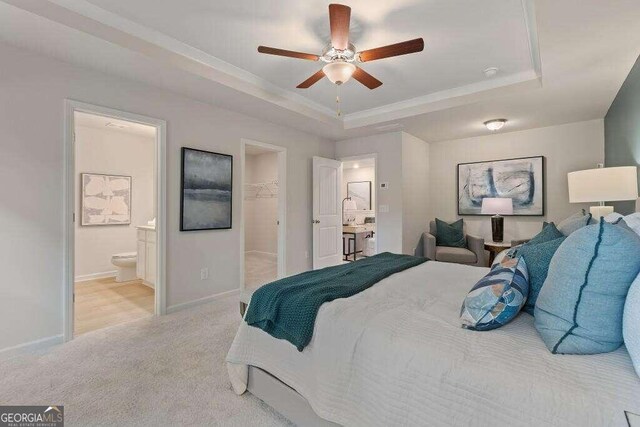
247 366 340 426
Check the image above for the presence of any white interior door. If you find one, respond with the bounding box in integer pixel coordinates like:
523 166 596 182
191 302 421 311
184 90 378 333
313 156 343 269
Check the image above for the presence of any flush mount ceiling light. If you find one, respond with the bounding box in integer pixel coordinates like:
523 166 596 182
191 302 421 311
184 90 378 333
484 119 507 131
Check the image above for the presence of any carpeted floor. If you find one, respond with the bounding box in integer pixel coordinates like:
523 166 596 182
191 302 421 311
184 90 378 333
0 294 291 426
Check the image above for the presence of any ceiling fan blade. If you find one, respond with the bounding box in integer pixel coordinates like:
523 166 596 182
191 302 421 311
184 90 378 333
257 46 319 61
297 69 326 88
353 67 382 89
358 38 424 62
329 4 351 50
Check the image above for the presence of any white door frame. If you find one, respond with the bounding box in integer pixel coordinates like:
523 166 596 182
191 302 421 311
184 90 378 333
63 100 167 342
239 139 287 295
339 153 378 254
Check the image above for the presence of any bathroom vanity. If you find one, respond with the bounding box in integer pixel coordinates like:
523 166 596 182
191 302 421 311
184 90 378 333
136 225 156 287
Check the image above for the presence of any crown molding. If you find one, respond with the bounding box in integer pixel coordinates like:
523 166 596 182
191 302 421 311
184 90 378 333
3 0 340 125
343 71 542 129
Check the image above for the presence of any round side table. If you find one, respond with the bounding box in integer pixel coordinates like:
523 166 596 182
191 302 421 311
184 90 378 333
484 241 512 266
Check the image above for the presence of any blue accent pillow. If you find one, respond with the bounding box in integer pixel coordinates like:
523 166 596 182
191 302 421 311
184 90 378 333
460 256 529 331
624 274 640 378
557 211 594 236
534 222 640 354
518 236 566 315
508 222 563 258
435 218 466 248
528 222 564 246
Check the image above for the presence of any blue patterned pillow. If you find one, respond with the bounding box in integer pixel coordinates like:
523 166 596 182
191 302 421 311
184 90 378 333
460 256 529 331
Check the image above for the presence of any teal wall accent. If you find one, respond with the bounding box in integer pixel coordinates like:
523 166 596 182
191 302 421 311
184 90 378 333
605 55 640 214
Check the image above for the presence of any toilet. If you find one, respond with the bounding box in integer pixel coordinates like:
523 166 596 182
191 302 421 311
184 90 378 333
111 252 137 282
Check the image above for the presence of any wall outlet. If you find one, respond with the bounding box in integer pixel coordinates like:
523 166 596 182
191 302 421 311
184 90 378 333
379 204 390 213
200 268 209 280
380 182 389 189
305 251 309 259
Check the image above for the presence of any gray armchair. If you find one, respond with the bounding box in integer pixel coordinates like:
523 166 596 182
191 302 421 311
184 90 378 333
423 221 486 267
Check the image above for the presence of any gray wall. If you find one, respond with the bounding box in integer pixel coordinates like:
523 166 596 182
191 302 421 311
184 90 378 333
605 55 640 214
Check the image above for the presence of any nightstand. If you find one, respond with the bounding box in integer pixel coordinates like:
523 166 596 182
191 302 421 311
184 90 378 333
484 241 512 266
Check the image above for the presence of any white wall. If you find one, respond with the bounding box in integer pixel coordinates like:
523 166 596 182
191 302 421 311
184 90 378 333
0 41 333 351
428 119 605 242
244 152 278 255
402 133 430 256
336 133 404 253
74 125 155 279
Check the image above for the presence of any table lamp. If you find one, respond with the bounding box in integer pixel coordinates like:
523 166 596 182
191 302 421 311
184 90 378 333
481 197 513 242
568 165 638 219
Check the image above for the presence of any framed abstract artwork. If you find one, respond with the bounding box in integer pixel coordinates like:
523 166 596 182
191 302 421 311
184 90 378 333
180 147 233 231
457 156 545 216
81 173 131 226
347 181 372 210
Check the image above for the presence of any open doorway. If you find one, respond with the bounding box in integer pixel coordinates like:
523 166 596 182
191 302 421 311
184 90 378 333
64 101 166 340
240 140 286 311
341 155 377 262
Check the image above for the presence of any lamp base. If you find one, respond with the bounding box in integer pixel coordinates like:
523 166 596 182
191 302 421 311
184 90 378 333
589 205 614 221
491 216 504 242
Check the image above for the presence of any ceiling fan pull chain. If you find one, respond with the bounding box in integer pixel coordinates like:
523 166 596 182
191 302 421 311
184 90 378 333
336 84 341 117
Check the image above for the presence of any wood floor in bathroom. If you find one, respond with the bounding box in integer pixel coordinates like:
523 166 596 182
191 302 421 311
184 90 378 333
74 277 154 336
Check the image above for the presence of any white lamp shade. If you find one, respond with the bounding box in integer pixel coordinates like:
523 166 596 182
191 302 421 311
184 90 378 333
344 199 358 210
481 197 513 215
568 166 638 203
323 61 356 84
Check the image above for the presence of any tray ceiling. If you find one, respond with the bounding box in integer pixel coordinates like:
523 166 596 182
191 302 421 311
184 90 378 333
82 0 538 114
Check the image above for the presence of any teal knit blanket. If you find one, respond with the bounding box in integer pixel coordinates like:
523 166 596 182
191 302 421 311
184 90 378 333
244 252 427 351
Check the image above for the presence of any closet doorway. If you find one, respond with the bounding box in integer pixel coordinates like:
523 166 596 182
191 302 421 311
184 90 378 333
240 140 286 309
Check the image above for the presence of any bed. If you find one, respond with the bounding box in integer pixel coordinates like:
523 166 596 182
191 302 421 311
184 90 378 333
227 261 640 426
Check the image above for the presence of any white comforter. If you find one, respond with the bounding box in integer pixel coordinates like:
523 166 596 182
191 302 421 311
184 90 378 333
226 261 640 426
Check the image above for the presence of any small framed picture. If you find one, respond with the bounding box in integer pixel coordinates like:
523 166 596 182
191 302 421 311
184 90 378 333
81 173 131 226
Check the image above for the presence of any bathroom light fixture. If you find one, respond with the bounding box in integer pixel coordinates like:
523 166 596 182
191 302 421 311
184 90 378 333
322 61 356 85
484 119 507 131
106 122 130 129
483 67 499 77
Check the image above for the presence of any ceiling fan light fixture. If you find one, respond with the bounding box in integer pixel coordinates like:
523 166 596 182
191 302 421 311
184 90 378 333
323 61 356 85
484 119 507 131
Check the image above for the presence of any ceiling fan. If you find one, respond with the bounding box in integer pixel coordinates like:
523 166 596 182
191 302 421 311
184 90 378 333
257 3 424 90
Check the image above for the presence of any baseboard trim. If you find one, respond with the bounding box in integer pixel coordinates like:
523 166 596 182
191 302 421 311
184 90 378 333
75 270 117 282
0 334 63 360
166 289 240 314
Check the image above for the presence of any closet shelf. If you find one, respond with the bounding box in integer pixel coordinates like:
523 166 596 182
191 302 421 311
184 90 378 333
244 180 278 199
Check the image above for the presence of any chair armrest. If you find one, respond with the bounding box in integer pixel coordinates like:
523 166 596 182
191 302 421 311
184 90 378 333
423 232 436 260
466 234 486 267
